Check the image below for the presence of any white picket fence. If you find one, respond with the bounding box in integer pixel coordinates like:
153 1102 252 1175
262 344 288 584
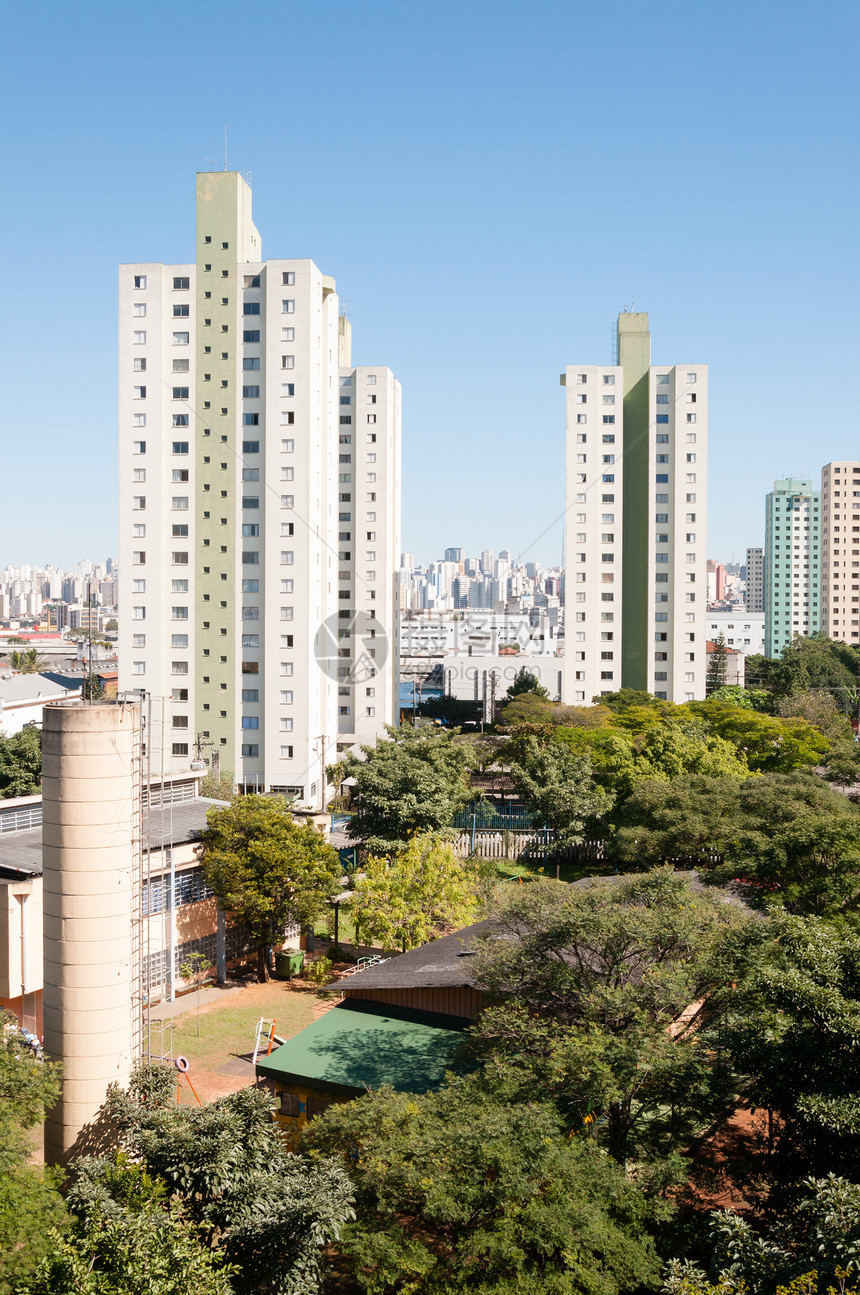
454 829 608 864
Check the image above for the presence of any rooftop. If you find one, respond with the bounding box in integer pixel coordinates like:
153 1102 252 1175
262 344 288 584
0 796 226 880
255 999 468 1097
343 919 496 991
0 673 80 706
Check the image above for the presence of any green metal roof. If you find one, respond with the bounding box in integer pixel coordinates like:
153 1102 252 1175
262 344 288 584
255 999 467 1098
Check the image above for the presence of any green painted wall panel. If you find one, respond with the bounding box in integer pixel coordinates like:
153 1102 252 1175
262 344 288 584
618 315 651 691
194 173 247 768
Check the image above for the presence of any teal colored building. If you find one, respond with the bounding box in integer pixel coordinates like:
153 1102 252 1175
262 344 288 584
764 478 820 658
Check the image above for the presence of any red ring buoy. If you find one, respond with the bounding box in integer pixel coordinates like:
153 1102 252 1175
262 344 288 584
175 1056 189 1073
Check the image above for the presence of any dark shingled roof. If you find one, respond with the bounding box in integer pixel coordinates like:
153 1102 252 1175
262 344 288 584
0 828 41 878
0 797 226 880
344 919 496 991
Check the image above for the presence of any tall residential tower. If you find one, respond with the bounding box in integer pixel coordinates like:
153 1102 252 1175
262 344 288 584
118 173 401 801
820 461 860 644
763 478 819 658
562 313 708 703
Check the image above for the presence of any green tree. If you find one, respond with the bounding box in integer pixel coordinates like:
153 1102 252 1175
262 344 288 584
302 1079 665 1295
613 771 860 912
199 795 341 981
199 769 234 801
0 727 41 798
471 871 749 1164
821 739 860 788
555 725 638 795
101 1066 355 1295
666 1175 860 1295
505 666 549 700
725 774 860 913
81 674 104 701
342 726 472 852
348 833 487 951
507 737 611 843
706 633 729 696
0 1009 66 1294
683 701 828 772
472 871 742 1033
8 648 48 674
631 720 751 789
468 999 727 1176
726 916 860 1181
709 684 772 711
776 689 855 743
25 1154 233 1295
611 775 743 868
597 689 665 713
495 693 556 728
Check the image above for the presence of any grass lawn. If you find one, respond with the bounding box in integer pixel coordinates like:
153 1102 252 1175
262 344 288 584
146 981 322 1073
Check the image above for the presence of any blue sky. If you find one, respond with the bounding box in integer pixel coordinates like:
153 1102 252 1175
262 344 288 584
0 0 857 570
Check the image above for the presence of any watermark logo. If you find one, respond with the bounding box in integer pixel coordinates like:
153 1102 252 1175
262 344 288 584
315 610 389 684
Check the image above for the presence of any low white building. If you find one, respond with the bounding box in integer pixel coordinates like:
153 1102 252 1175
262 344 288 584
705 611 765 656
0 674 81 736
443 654 565 720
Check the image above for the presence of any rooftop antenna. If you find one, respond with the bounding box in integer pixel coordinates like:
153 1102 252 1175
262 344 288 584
224 126 228 171
206 158 218 171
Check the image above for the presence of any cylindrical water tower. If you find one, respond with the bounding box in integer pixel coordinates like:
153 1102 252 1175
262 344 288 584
42 700 140 1165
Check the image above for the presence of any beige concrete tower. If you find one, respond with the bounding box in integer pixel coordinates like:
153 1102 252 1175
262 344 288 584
42 700 140 1165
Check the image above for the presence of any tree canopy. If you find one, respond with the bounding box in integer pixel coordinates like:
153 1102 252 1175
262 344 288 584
506 737 612 841
505 666 549 700
613 772 860 914
302 1077 665 1295
95 1065 355 1295
726 915 860 1183
348 833 488 951
341 725 472 851
0 1010 66 1294
199 795 341 980
0 727 42 799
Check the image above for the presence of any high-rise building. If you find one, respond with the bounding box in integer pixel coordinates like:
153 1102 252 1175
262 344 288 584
335 318 402 746
118 172 401 801
763 478 820 658
562 312 708 703
444 547 463 563
820 461 860 644
745 546 764 612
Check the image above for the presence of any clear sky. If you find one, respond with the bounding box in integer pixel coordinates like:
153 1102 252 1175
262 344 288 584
0 0 857 570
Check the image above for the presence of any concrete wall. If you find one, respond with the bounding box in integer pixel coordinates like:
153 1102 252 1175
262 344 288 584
0 875 42 1032
42 701 139 1165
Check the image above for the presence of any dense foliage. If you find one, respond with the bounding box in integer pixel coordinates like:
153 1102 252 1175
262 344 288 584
340 724 473 851
303 1078 667 1295
0 1011 65 1294
0 726 41 798
348 832 488 950
90 1066 354 1295
199 795 341 980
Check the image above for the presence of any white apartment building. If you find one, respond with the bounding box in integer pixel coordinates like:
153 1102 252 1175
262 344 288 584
705 611 765 656
334 319 402 746
763 478 820 658
820 461 860 643
563 313 708 704
118 172 400 802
